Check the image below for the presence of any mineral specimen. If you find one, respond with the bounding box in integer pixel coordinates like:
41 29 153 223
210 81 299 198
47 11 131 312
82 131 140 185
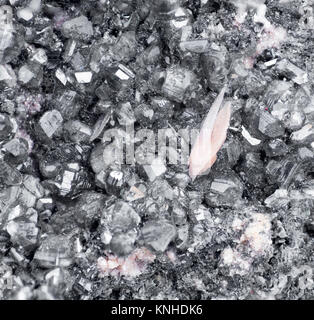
0 0 313 302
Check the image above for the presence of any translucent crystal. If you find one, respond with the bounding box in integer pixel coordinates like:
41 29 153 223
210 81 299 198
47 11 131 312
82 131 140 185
29 48 47 65
55 68 67 86
180 39 209 53
61 16 94 42
171 201 187 226
290 124 314 145
104 170 125 196
111 31 137 62
176 224 189 250
298 147 314 161
23 175 44 199
59 170 76 196
110 231 137 256
28 0 41 12
0 113 13 140
264 189 290 209
109 201 141 231
201 46 227 91
39 110 63 138
284 110 305 131
241 126 262 145
264 139 289 157
63 39 77 62
205 174 244 208
156 66 194 102
74 192 106 229
64 120 92 143
266 158 299 187
258 111 285 138
18 65 35 84
89 113 110 142
16 8 33 21
0 64 14 82
115 102 135 126
0 6 14 53
276 59 308 85
55 90 81 120
142 157 167 182
34 236 73 268
0 158 22 186
74 71 92 84
142 220 176 252
36 198 54 211
6 217 38 249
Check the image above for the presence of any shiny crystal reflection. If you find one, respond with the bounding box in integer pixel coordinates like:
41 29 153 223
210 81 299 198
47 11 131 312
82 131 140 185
0 0 313 301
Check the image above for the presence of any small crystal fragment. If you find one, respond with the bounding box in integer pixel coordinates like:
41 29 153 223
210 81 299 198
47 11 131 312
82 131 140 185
28 0 41 12
60 170 76 196
39 110 63 138
61 16 94 42
176 224 189 250
74 192 106 229
6 217 38 249
264 139 289 157
18 65 35 84
111 31 137 62
241 126 261 145
0 113 13 140
17 8 33 21
205 174 244 208
276 59 308 85
180 39 209 53
290 124 314 145
89 113 110 142
171 201 187 226
0 6 14 52
157 66 194 102
264 59 277 67
201 47 227 91
63 39 77 62
74 71 92 84
30 48 47 65
64 120 92 143
36 198 54 211
0 64 15 82
110 201 141 231
34 236 73 268
142 157 167 182
0 158 22 186
110 231 137 256
104 170 125 196
298 147 314 161
266 158 299 187
55 68 67 86
258 111 285 138
284 110 305 131
116 102 135 126
264 189 290 209
125 185 146 202
142 220 176 252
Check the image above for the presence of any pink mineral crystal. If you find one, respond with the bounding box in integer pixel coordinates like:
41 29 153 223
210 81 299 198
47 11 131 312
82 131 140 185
97 247 156 278
189 85 231 180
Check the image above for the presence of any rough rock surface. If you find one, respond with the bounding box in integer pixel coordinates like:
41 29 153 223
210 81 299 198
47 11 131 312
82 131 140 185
0 0 313 300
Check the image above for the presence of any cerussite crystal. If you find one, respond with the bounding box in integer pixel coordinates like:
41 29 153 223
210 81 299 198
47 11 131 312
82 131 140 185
39 110 63 138
142 220 176 252
61 16 93 42
0 0 313 302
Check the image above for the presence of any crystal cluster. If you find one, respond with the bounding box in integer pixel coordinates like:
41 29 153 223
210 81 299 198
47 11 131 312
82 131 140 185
0 0 313 301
